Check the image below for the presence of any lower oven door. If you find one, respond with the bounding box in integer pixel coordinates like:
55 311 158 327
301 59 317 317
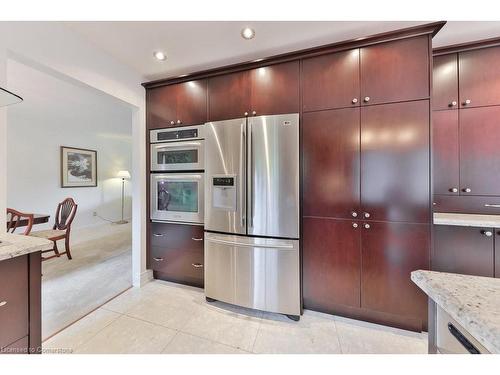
204 232 300 316
150 173 204 224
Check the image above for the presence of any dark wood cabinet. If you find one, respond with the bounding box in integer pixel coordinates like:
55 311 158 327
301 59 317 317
459 46 500 108
208 70 250 121
433 110 459 195
433 225 494 277
360 36 430 106
303 217 361 311
150 222 204 288
360 100 430 223
302 49 360 112
147 79 207 129
250 61 300 116
361 222 429 327
303 108 360 218
432 53 459 110
460 106 500 196
0 252 40 354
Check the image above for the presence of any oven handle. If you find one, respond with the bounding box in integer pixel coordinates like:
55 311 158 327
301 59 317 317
152 141 202 149
152 174 203 180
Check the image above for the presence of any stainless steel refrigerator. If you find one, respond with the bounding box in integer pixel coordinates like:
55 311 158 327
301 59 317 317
204 113 300 319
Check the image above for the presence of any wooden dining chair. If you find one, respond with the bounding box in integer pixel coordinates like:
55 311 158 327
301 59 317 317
30 198 78 261
6 208 34 235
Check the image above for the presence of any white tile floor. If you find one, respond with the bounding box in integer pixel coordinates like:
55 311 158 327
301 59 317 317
43 280 428 354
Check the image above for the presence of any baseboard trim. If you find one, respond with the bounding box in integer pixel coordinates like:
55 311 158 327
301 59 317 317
133 269 153 287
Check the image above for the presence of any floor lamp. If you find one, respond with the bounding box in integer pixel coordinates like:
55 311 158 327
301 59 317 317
116 170 131 224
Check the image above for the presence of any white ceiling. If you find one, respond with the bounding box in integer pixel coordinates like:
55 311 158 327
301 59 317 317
64 21 500 82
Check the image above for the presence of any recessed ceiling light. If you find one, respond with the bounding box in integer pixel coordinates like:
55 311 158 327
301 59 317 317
154 51 166 61
241 27 255 40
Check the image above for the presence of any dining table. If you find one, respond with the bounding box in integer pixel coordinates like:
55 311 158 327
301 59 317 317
5 213 51 229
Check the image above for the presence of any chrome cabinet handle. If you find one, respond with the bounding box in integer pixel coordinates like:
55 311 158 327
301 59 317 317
244 112 249 116
484 204 500 208
364 212 371 218
0 301 7 307
449 187 459 193
352 98 358 104
463 188 472 193
463 99 471 105
153 257 164 262
450 101 457 107
481 230 493 237
192 263 203 268
170 121 175 125
364 96 370 103
352 223 358 228
192 237 203 241
252 110 257 116
153 233 164 237
364 223 370 229
351 212 358 218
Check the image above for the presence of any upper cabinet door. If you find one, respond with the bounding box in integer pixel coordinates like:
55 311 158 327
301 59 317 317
360 100 430 223
208 70 250 122
432 53 459 110
147 85 178 129
175 79 207 126
360 36 430 106
302 49 360 112
303 108 360 219
460 106 500 196
459 46 500 108
432 110 460 195
250 61 300 116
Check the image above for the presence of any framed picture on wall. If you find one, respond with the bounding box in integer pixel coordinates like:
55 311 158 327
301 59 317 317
61 146 97 188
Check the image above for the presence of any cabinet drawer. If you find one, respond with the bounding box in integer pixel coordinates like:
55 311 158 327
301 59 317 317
0 336 28 354
151 246 204 286
150 222 204 248
0 256 29 349
433 195 500 215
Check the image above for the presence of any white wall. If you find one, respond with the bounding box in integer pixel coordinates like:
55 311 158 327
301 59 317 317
0 48 7 230
7 60 133 230
0 22 148 286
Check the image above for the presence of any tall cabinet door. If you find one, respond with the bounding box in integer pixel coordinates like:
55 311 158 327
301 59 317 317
208 71 250 121
360 100 430 223
432 53 459 110
303 108 360 219
302 49 360 111
250 61 300 116
460 106 500 196
147 85 178 129
459 46 500 108
361 222 429 328
360 36 430 106
496 230 500 278
303 217 361 311
432 110 459 195
175 79 207 126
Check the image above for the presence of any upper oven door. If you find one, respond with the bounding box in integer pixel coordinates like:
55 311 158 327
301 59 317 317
151 140 205 171
151 173 204 224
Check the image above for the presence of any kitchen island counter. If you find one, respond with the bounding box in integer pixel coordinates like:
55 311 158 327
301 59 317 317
0 233 52 261
411 270 500 354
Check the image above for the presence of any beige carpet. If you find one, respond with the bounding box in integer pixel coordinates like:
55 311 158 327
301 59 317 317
41 222 132 340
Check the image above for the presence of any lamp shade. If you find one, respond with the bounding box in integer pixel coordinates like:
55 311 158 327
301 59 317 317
117 170 131 179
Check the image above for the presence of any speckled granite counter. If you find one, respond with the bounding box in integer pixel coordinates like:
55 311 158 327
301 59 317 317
411 270 500 354
434 212 500 228
0 233 52 262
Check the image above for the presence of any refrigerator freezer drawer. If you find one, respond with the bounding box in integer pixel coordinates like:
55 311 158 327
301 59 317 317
204 232 300 316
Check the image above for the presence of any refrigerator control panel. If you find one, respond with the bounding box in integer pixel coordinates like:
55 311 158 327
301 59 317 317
212 175 237 211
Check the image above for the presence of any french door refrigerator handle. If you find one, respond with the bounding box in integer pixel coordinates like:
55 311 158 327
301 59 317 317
240 123 246 228
249 122 254 228
206 237 294 249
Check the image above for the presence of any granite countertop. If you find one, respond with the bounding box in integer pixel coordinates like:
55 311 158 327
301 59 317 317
433 212 500 228
411 270 500 354
0 233 53 261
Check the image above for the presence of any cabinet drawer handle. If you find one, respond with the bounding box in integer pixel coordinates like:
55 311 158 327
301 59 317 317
153 233 164 237
484 204 500 208
352 98 358 104
363 96 370 103
153 257 164 262
0 301 7 307
252 110 257 116
463 99 471 106
463 188 472 193
449 101 457 107
481 230 493 237
192 263 203 268
170 121 175 125
192 237 203 241
449 187 458 193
